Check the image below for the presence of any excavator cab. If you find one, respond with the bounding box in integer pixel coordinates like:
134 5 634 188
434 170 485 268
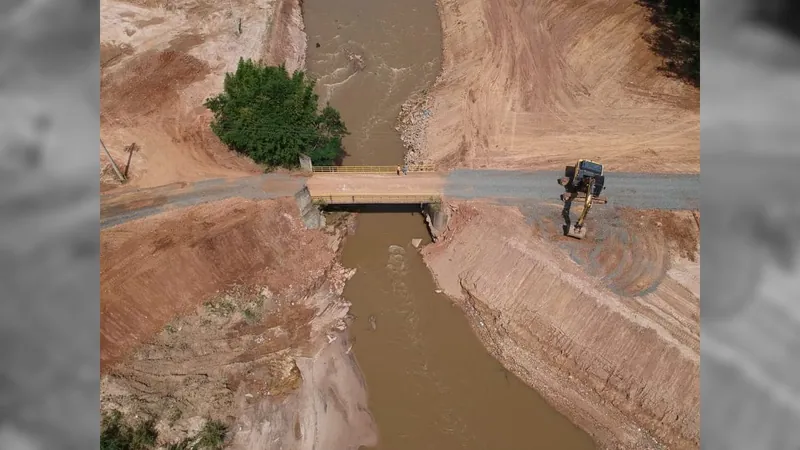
559 159 606 200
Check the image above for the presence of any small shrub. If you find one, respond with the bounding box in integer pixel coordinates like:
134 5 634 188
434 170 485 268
195 419 228 450
100 410 158 450
242 308 259 323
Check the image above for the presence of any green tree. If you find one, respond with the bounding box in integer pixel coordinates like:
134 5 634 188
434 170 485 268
639 0 699 85
205 59 349 168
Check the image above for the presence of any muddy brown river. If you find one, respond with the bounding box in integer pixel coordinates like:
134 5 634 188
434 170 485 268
304 0 595 448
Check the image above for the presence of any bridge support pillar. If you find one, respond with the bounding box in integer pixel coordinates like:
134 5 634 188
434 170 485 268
295 186 325 229
423 201 448 242
299 153 313 173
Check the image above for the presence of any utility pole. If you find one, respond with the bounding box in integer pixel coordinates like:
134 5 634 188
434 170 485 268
100 138 126 182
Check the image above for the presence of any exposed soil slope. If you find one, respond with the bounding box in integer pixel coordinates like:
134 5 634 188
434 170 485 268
401 0 699 173
102 198 332 369
99 0 306 191
422 202 699 449
100 198 377 449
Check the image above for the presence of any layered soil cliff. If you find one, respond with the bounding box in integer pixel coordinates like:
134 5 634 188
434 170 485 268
100 197 377 449
422 203 700 449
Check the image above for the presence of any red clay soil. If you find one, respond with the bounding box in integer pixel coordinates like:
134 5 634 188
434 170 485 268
422 202 700 449
401 0 699 173
100 197 338 371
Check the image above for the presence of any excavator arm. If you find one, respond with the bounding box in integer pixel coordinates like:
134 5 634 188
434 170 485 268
573 178 595 230
566 177 594 239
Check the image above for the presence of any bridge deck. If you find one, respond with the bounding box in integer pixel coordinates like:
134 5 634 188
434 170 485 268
311 193 441 204
311 164 436 174
306 172 446 204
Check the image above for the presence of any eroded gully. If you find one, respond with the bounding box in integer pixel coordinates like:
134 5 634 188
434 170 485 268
303 0 596 448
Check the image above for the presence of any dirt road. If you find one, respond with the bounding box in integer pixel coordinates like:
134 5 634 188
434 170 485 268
102 170 698 227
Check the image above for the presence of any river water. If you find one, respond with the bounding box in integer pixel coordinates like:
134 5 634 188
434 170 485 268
303 0 595 448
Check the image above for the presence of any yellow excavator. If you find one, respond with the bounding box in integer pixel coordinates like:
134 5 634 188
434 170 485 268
558 159 606 239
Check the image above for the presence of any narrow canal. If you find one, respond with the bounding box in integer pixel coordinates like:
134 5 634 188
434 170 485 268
303 0 596 447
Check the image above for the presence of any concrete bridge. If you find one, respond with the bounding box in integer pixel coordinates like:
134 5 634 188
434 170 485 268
306 165 443 205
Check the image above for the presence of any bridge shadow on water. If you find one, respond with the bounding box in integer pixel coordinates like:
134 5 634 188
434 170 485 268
321 203 427 214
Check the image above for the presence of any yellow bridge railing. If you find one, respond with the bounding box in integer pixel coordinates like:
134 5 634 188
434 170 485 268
311 193 442 205
311 165 437 174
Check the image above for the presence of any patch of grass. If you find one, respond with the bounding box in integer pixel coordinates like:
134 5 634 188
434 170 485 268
164 324 177 334
101 410 158 450
242 308 259 323
195 419 228 450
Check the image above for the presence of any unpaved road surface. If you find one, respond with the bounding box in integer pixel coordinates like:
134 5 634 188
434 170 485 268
102 170 698 227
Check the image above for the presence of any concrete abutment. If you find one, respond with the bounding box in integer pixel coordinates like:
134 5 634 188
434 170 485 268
295 186 326 229
423 201 448 241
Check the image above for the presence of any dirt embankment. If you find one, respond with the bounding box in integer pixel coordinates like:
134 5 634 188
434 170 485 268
99 0 306 191
397 0 701 447
399 0 699 173
422 203 699 449
100 198 377 449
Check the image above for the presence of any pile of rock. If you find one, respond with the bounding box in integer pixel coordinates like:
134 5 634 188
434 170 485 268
396 90 434 166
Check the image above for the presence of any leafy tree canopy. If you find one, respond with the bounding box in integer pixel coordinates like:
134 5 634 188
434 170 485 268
205 58 349 167
639 0 699 85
